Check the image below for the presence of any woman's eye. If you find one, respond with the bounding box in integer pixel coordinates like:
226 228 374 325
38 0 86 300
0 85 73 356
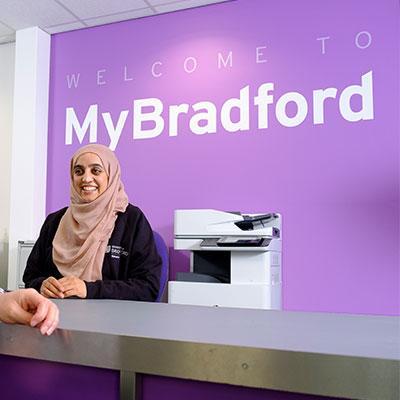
93 168 102 175
74 169 83 176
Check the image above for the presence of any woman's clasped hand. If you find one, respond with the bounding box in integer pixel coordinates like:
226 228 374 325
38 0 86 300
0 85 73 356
40 276 87 299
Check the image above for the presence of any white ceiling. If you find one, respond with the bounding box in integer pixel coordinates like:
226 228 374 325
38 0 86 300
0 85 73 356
0 0 229 45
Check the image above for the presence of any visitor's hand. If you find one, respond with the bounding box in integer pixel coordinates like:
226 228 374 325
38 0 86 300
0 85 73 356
0 288 59 335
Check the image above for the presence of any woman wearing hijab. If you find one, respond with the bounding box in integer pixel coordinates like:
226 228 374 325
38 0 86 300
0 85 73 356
23 144 161 301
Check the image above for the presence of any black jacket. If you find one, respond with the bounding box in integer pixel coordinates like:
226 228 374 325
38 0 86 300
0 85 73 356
23 204 161 301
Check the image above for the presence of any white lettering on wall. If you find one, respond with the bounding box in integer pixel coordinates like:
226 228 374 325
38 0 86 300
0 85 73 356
275 92 308 127
355 31 372 49
313 88 338 124
255 46 267 63
102 110 129 150
124 66 133 81
184 57 197 74
190 102 217 135
339 70 374 121
169 104 189 136
65 34 374 88
64 71 375 148
97 69 106 85
317 36 330 54
133 98 164 139
254 83 274 129
218 51 233 69
221 86 250 132
66 73 80 88
152 62 162 78
65 105 98 144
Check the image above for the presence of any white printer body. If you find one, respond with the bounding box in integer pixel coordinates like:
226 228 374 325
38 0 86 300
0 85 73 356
168 209 282 310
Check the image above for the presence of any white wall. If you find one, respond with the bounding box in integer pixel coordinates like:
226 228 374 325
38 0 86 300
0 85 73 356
8 27 50 289
0 42 15 288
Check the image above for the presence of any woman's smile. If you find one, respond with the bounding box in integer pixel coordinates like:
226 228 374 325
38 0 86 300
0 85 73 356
80 184 99 198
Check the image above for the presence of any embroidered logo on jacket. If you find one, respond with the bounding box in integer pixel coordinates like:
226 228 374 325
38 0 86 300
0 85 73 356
105 245 129 259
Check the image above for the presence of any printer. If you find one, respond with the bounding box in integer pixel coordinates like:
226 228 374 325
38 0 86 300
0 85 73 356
168 209 282 310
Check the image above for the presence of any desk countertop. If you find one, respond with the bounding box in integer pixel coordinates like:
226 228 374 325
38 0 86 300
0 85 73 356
1 300 399 400
55 300 399 360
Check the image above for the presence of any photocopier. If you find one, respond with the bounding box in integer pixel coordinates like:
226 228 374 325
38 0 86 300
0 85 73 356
168 209 282 310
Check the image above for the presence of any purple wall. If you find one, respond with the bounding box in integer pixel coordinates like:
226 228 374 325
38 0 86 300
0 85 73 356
47 0 399 315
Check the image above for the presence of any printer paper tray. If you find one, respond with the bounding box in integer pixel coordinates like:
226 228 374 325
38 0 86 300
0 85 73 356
174 238 282 252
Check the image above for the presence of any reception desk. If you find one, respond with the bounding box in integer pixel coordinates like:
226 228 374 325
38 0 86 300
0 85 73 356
0 300 399 400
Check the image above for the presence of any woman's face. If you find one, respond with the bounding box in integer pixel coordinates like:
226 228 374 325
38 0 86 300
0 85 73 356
72 152 109 202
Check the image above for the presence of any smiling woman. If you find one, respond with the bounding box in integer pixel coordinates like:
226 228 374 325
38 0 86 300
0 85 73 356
22 144 161 301
72 152 109 202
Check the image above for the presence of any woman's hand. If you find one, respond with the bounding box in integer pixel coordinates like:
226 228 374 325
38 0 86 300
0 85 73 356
40 276 65 299
58 276 87 298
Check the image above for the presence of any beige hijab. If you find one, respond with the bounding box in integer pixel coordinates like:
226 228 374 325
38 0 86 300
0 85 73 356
52 144 129 281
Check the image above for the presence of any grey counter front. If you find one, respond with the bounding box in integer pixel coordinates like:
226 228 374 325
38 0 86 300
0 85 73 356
0 300 399 400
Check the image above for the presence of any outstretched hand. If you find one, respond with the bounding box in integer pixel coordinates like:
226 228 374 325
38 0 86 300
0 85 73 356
0 288 59 335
